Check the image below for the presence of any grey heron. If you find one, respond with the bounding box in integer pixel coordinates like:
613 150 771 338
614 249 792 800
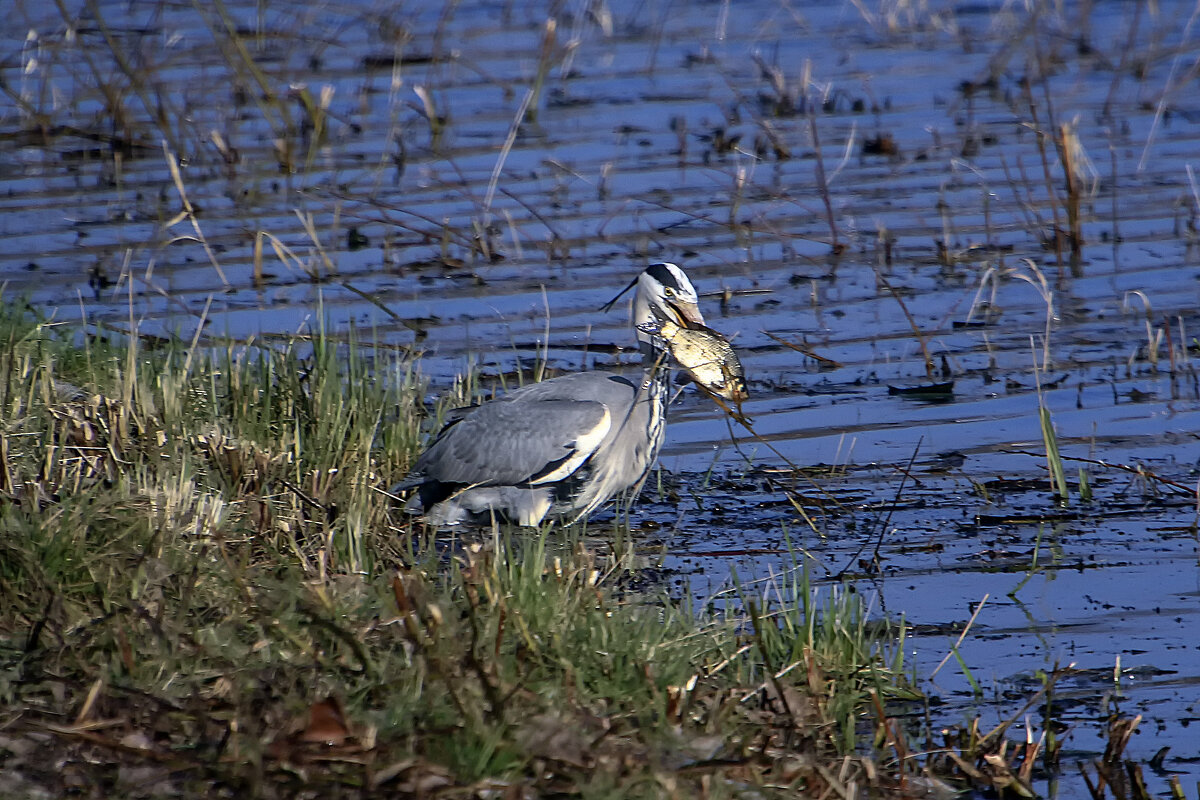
393 262 707 527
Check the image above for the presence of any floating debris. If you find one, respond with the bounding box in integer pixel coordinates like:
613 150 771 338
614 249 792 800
887 381 955 400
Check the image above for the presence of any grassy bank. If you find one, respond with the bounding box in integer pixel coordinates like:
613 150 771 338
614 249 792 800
0 304 927 798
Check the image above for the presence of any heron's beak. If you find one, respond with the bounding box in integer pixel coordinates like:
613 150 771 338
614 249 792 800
667 299 705 328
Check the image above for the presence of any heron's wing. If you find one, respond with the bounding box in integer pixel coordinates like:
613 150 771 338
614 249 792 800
414 397 612 487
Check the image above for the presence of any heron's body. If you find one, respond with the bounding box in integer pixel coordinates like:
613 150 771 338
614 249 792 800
402 370 668 526
394 263 702 527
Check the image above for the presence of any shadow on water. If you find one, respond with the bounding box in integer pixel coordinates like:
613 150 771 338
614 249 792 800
4 0 1200 794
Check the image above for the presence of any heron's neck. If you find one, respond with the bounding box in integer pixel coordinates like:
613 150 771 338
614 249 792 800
638 342 671 463
639 337 665 363
640 338 673 376
638 339 672 401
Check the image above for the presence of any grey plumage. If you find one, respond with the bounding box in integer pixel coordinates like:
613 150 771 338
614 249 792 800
393 262 706 527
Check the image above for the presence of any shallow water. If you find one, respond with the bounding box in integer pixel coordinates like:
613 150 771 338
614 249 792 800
5 0 1200 792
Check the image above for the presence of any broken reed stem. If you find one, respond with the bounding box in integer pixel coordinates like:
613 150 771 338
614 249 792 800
295 209 337 278
876 271 935 382
1109 135 1121 258
412 84 443 149
1003 448 1200 501
483 89 536 227
1058 123 1082 259
807 102 842 254
1023 78 1064 266
526 17 557 124
761 330 842 368
1137 3 1200 173
163 143 230 287
929 594 988 679
1032 335 1069 503
1039 403 1069 503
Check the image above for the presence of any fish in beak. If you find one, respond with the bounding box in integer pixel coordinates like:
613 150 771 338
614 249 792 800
637 313 748 405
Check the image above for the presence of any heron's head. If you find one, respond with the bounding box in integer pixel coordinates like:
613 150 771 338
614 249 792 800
632 263 704 348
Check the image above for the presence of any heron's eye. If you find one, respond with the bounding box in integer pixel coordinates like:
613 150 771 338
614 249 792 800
664 287 675 298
